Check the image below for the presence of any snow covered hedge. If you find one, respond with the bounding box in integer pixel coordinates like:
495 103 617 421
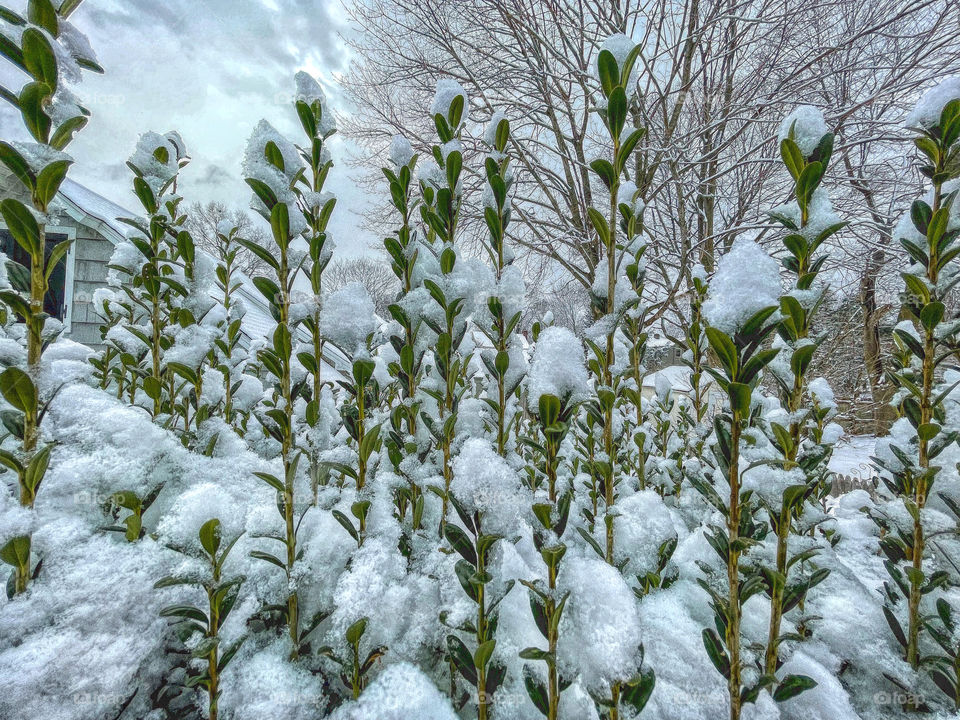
2 3 960 720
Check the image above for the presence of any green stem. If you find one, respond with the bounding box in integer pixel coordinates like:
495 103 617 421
727 413 743 720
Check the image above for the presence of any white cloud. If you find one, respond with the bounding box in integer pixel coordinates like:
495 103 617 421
1 0 376 256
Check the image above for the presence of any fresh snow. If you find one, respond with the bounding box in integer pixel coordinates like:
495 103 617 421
431 78 469 119
778 105 829 157
526 325 590 408
702 237 781 334
905 75 960 129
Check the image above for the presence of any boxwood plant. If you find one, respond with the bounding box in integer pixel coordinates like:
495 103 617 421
0 0 101 595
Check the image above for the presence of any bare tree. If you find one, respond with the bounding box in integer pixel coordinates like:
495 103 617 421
341 0 960 427
184 201 272 277
324 256 399 318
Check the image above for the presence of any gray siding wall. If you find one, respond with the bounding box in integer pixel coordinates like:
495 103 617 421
66 232 113 349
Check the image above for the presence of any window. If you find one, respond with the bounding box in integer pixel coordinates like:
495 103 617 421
0 229 69 320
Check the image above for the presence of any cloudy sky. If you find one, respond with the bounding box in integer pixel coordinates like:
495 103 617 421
3 0 376 256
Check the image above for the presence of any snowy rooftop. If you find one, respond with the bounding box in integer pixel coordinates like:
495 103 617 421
58 178 131 242
640 365 709 394
53 179 338 368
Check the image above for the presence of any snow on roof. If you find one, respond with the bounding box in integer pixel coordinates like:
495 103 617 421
53 180 352 373
236 276 276 340
58 178 131 242
641 365 699 394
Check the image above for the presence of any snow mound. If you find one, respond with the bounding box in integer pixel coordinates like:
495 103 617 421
905 75 960 130
778 105 829 157
703 237 781 335
527 326 590 409
330 662 458 720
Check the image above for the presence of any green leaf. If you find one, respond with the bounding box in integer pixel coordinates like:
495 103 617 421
252 277 281 308
19 81 52 143
918 422 941 442
0 367 37 413
295 100 316 138
0 448 23 475
773 674 817 702
270 201 290 247
920 301 944 331
0 198 41 257
21 28 57 90
0 7 26 25
621 668 656 712
352 358 375 389
911 200 932 235
705 327 737 378
728 382 752 416
779 138 804 181
159 604 208 624
789 344 816 378
596 49 618 98
142 376 162 402
589 159 616 189
447 92 465 128
474 639 496 671
0 535 30 569
23 442 51 495
447 634 478 685
796 161 823 209
444 522 477 566
198 518 221 557
245 177 278 210
883 606 907 648
153 575 199 589
0 142 35 190
617 127 645 173
522 664 549 716
219 637 246 672
132 176 156 215
927 206 949 246
249 550 286 569
607 86 627 139
27 0 59 35
345 616 368 645
235 238 280 272
587 207 610 247
44 239 72 281
702 628 730 678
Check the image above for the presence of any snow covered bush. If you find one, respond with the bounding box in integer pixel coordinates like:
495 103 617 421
5 11 960 720
694 248 782 719
208 221 256 433
240 106 315 662
756 105 842 695
0 0 101 595
868 79 960 709
154 516 246 720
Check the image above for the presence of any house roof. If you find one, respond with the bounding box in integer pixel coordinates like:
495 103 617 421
53 178 348 377
58 178 130 242
55 180 280 344
641 365 717 395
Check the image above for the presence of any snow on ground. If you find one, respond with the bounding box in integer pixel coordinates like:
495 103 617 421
828 435 877 481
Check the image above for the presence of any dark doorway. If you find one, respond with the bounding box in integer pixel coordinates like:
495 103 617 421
0 229 69 320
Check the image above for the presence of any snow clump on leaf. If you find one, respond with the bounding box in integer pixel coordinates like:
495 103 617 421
778 105 829 157
905 76 960 130
702 237 781 335
526 325 590 409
